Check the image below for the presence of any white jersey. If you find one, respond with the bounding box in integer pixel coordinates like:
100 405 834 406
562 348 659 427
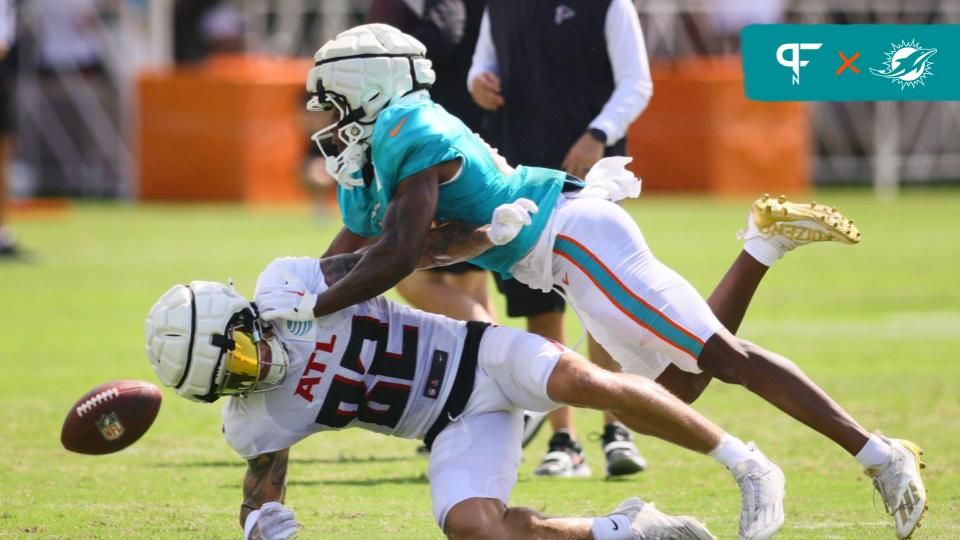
222 257 471 460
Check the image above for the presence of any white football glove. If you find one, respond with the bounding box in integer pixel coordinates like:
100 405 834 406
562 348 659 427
576 156 642 202
487 198 539 246
244 502 298 540
256 268 318 322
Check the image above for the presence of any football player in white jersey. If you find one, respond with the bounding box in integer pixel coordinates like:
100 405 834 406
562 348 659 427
145 217 787 540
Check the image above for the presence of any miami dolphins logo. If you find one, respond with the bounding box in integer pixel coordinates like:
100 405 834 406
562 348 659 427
870 39 937 89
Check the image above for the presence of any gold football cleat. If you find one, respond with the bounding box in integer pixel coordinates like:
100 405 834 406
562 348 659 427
751 193 862 244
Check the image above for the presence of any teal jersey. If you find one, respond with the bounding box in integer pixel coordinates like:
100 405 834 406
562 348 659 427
337 94 565 276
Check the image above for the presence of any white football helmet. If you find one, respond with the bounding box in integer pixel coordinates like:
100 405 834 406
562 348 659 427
144 281 289 403
305 23 436 188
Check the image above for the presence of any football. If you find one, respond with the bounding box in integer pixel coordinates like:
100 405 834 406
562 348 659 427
60 379 162 455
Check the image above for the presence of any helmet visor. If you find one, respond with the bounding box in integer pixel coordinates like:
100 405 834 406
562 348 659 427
221 329 261 395
219 321 287 397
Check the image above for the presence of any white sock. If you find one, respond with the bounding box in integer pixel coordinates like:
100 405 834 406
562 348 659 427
591 514 633 540
855 434 893 469
739 209 800 267
709 434 753 469
743 237 786 267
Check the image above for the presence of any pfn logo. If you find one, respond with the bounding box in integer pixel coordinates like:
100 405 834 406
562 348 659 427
776 43 823 85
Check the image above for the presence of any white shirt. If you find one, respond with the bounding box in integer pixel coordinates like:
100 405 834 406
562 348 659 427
32 0 103 69
467 0 653 145
0 0 14 50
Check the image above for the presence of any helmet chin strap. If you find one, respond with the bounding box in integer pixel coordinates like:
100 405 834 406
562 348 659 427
324 138 369 189
328 93 425 190
311 96 376 189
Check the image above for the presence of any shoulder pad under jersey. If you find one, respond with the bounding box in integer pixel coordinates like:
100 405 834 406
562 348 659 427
371 100 462 191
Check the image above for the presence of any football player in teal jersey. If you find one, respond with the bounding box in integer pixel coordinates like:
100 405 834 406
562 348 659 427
309 29 567 291
296 24 927 540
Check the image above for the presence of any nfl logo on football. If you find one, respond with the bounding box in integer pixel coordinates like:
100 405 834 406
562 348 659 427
95 412 126 441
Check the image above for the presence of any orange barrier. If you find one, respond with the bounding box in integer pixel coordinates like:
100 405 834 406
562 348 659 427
137 55 312 203
627 57 810 195
138 56 808 201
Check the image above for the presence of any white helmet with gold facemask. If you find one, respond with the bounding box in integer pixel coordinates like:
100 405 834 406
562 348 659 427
144 281 288 403
306 23 436 188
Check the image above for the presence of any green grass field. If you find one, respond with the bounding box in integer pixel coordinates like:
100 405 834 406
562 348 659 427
2 191 959 539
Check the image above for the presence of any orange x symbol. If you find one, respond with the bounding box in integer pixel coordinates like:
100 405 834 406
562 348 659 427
836 51 860 75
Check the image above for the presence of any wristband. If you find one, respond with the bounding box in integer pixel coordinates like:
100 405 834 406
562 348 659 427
587 127 608 145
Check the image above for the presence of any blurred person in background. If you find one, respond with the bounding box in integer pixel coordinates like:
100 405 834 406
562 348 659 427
0 0 17 256
174 0 221 64
468 0 653 479
200 1 245 56
19 0 119 197
32 0 106 74
367 1 498 352
174 0 246 63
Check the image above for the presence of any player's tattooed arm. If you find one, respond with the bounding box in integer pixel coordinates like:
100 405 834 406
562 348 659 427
239 448 289 534
418 221 493 269
318 252 364 287
317 222 491 286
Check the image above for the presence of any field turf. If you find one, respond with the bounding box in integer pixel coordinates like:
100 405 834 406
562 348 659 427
2 190 958 539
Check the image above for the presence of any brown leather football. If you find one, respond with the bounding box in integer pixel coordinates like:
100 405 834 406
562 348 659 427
60 380 162 455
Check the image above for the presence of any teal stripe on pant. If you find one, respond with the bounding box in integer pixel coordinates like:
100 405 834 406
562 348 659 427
553 237 704 359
